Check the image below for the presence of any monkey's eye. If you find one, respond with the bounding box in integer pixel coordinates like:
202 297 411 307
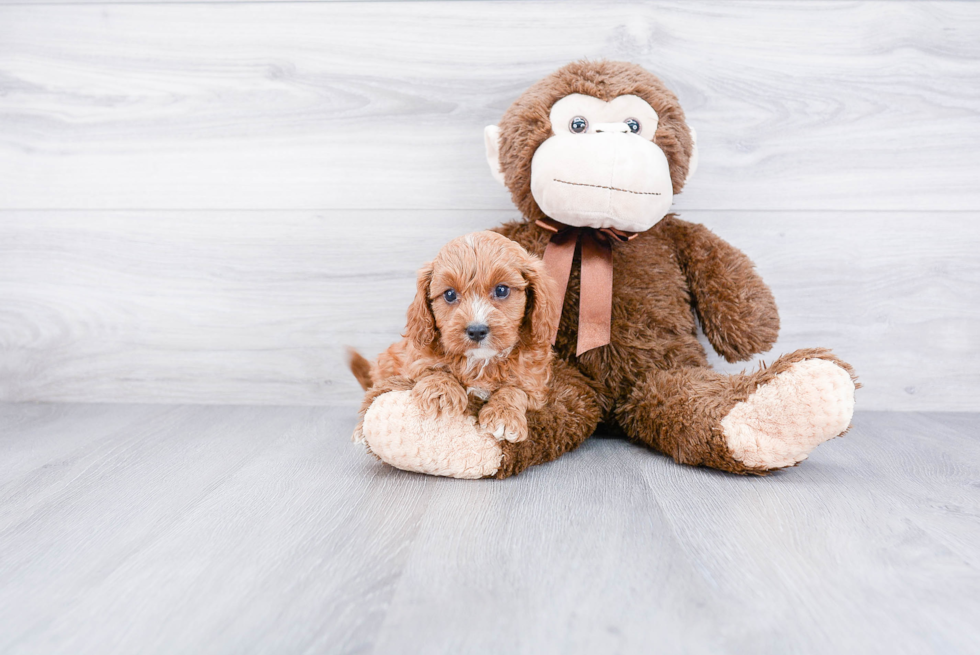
493 284 510 299
569 116 588 134
443 289 458 304
624 118 641 134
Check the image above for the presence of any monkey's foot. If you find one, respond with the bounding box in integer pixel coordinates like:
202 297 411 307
722 357 856 470
360 390 503 479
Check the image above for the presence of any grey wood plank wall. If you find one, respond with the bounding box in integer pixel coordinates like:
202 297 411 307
1 1 978 410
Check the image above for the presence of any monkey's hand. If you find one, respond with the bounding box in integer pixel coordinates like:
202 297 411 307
411 372 469 418
478 387 529 442
660 217 779 362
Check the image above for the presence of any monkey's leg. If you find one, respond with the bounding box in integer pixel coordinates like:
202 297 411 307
493 359 602 479
358 359 601 479
616 348 858 474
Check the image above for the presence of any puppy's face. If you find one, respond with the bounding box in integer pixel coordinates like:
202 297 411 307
405 231 558 362
431 232 530 359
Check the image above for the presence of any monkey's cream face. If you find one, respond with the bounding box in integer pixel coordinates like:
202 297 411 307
529 94 674 232
486 93 697 233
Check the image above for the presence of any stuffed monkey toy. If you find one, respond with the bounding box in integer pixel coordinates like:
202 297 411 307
354 60 857 479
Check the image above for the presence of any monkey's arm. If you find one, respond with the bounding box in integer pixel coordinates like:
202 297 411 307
493 358 601 478
658 216 779 363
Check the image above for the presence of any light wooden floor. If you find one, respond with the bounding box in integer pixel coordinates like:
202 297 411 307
1 403 977 654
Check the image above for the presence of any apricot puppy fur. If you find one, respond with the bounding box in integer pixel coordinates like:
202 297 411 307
349 231 559 442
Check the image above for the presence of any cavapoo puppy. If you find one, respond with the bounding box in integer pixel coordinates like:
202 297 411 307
349 230 559 442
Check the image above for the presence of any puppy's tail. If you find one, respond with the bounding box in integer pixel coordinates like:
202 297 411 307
346 347 374 391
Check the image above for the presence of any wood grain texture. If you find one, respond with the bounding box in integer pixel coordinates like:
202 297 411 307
1 0 978 409
0 1 978 211
1 210 978 410
1 403 978 654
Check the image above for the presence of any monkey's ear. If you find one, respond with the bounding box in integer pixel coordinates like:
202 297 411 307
684 126 699 187
405 262 438 352
484 125 506 187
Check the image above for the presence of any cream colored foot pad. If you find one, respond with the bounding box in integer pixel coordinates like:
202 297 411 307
722 359 855 469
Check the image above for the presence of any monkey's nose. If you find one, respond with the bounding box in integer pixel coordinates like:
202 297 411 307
466 324 490 342
593 122 631 134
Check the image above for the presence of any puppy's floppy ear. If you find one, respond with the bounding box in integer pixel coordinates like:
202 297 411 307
520 256 561 348
405 261 438 351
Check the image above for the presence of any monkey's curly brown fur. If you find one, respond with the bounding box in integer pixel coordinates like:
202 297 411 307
484 60 857 477
491 215 791 476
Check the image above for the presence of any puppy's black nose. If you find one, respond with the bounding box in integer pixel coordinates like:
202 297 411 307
466 324 490 342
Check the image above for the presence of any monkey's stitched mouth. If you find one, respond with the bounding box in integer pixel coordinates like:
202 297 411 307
553 179 661 196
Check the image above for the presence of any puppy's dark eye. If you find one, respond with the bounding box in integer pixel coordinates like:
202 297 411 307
443 289 458 304
493 285 510 299
624 118 640 133
569 116 588 134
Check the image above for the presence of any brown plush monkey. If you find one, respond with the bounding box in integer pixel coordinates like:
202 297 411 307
355 60 857 479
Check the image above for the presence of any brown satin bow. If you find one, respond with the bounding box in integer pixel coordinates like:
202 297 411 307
535 218 637 356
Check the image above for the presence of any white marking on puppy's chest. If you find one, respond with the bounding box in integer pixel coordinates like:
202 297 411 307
465 347 498 377
467 386 491 401
466 346 498 361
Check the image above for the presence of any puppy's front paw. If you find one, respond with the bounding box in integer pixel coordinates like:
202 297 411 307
412 376 469 418
479 403 528 442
